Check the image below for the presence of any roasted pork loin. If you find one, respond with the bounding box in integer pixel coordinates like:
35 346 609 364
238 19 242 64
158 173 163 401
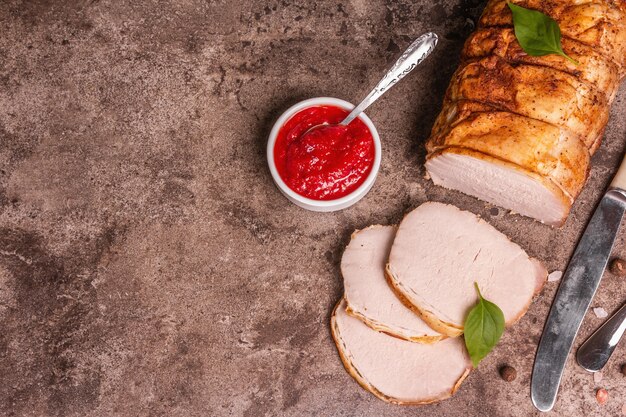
425 0 626 225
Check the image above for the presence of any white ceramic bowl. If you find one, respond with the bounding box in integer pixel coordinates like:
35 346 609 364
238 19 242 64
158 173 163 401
267 97 381 212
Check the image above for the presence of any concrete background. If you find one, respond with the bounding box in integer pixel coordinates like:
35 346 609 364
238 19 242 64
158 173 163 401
1 0 625 416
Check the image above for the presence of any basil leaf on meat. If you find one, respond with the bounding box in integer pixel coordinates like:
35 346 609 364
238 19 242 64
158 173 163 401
508 3 578 65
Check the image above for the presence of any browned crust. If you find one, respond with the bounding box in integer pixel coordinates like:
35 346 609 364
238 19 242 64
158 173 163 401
460 27 622 102
330 298 472 405
588 126 607 156
429 94 601 158
384 265 464 338
344 301 445 344
348 224 396 240
425 106 591 208
426 146 572 226
443 56 610 151
478 0 626 71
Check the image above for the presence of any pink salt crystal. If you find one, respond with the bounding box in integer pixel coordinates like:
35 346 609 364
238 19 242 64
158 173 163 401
594 372 603 383
548 271 562 282
594 307 608 319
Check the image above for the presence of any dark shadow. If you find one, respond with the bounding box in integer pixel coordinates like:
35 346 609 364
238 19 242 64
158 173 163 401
406 0 488 169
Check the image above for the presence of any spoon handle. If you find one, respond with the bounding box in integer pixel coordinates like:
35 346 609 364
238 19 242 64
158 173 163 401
341 32 438 126
576 302 626 372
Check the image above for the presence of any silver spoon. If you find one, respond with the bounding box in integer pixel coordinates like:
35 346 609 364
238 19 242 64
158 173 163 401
577 302 626 372
305 32 438 135
340 32 438 126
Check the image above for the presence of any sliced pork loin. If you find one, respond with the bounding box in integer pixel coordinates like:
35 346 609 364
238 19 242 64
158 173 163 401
426 103 590 225
331 298 471 404
426 148 571 226
386 202 547 337
342 225 443 343
427 102 591 199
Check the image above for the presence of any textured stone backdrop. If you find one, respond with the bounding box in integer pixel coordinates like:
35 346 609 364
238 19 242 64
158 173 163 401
0 0 625 416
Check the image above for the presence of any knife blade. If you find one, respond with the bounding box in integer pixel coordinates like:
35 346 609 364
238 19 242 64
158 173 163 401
531 158 626 412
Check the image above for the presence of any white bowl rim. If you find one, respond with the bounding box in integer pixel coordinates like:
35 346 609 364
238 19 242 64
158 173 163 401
266 97 382 209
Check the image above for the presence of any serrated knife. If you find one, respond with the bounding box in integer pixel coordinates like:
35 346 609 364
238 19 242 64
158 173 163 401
531 158 626 412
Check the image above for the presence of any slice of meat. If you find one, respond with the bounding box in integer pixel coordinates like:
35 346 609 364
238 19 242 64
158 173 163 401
426 106 591 219
427 104 574 225
386 202 548 337
446 56 609 151
342 225 443 343
532 258 548 295
479 0 626 71
462 28 622 101
331 298 471 404
426 148 571 225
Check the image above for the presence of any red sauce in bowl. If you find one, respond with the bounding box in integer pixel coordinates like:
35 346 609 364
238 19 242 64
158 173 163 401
273 105 376 201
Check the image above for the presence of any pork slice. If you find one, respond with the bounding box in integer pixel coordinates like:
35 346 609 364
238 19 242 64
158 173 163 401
426 148 571 225
331 298 471 404
342 225 443 343
386 202 547 337
532 258 548 295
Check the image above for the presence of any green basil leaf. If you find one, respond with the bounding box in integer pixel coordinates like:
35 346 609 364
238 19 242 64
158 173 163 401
508 3 578 65
464 283 505 367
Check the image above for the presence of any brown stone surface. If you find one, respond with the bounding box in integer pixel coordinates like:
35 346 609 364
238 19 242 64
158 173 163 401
1 0 625 416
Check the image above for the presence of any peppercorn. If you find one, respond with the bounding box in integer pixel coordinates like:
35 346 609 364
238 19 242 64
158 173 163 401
610 258 626 276
621 363 626 376
499 365 517 382
596 388 608 405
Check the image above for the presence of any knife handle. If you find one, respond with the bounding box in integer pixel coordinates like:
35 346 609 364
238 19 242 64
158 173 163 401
611 154 626 190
